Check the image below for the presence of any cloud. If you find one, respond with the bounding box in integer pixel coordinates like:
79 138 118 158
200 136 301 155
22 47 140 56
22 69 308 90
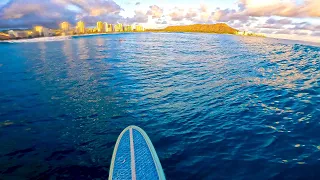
293 30 309 36
306 0 320 17
185 8 197 21
209 0 319 26
1 2 43 19
126 10 148 24
0 0 77 28
156 19 167 24
228 21 243 29
239 0 320 17
274 29 292 34
259 28 275 34
80 13 123 25
291 22 320 31
266 18 292 25
146 5 163 19
263 18 320 32
211 8 249 22
238 0 297 17
311 32 320 37
0 0 129 28
257 24 285 29
169 7 185 21
0 0 319 43
198 7 212 23
256 18 290 30
53 0 122 16
210 1 320 38
199 4 208 13
167 5 213 23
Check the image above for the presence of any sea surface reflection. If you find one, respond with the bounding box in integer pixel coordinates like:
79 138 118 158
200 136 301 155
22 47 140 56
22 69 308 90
0 33 320 179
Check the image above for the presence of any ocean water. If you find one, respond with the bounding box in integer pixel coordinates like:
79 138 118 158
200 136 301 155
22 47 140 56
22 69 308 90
0 33 320 180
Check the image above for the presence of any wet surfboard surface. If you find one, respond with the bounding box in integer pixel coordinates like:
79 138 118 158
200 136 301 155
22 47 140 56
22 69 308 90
109 126 166 180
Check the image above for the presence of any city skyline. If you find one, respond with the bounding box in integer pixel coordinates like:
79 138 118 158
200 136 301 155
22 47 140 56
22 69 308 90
0 0 319 42
2 20 145 40
60 20 145 32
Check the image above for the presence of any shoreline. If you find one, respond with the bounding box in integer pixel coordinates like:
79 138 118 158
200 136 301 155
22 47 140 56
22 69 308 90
0 32 146 42
146 30 266 37
1 32 319 47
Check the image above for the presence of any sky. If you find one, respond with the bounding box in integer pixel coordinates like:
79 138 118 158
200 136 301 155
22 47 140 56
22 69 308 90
0 0 319 42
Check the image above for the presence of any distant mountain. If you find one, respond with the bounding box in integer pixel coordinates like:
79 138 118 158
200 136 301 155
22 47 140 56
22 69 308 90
149 23 239 34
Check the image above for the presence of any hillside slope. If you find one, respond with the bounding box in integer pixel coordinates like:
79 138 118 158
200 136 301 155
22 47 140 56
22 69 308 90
162 23 239 34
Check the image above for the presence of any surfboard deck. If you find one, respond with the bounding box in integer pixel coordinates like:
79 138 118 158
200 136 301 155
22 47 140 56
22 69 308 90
109 125 166 180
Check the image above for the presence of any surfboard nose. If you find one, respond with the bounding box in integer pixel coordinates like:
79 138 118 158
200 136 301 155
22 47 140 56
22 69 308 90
109 126 166 180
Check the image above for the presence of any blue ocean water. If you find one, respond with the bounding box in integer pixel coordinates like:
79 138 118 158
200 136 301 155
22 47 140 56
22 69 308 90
0 33 320 179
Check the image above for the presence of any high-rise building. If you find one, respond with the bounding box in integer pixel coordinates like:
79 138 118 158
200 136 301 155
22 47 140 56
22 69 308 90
34 26 44 36
124 25 132 32
104 22 108 32
114 23 123 32
104 23 113 32
8 30 27 38
42 28 54 37
60 21 70 31
26 30 33 37
97 21 104 33
33 26 54 37
76 21 85 34
135 25 144 32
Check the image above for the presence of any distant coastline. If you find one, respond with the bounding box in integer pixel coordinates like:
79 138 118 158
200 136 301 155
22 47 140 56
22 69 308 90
0 31 146 42
0 21 145 41
0 23 268 43
146 23 265 37
147 23 238 34
71 31 144 37
0 32 145 43
0 23 266 42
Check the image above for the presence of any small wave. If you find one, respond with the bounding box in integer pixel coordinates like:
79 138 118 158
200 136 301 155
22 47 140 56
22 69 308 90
2 36 71 43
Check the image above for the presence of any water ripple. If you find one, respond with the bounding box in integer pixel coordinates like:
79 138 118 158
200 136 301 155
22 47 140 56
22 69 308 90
0 33 320 179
